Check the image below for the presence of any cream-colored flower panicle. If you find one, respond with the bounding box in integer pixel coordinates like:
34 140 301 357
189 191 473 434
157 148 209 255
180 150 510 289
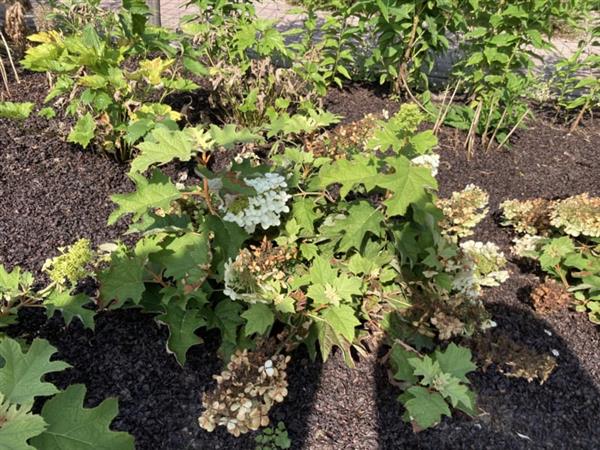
437 184 489 240
411 153 440 177
223 173 291 233
550 193 600 238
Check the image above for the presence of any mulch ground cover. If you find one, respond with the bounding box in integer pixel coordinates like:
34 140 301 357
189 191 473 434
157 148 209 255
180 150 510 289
2 74 600 449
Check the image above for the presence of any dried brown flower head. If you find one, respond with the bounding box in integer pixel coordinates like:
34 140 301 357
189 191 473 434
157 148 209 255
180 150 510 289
304 114 379 159
198 345 291 437
530 279 571 314
473 333 557 384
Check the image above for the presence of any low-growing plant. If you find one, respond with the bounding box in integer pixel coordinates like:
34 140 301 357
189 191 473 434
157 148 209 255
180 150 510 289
255 421 291 450
0 335 134 449
20 0 200 160
388 342 477 431
503 194 600 323
0 100 33 119
0 239 97 329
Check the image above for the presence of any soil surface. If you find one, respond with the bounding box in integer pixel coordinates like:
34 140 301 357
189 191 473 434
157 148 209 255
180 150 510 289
3 76 600 450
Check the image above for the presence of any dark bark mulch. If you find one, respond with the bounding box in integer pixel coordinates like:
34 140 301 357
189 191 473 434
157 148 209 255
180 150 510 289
2 76 600 449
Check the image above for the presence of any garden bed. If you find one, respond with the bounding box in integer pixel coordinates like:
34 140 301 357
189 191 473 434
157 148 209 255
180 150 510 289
2 72 600 449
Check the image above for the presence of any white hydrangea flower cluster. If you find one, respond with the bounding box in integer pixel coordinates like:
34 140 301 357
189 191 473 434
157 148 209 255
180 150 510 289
448 241 509 299
411 153 440 177
512 234 546 258
461 241 509 287
223 173 291 233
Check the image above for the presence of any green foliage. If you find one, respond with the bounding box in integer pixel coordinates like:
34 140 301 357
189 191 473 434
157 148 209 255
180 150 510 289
0 248 96 330
504 195 600 323
357 0 463 93
0 336 133 450
0 393 47 450
21 2 200 160
447 0 567 149
391 342 477 430
255 421 291 450
0 338 70 405
0 102 34 120
552 11 599 129
31 384 134 450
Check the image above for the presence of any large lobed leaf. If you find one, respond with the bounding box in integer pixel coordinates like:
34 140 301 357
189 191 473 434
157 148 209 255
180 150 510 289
31 384 134 450
0 338 70 405
108 169 181 225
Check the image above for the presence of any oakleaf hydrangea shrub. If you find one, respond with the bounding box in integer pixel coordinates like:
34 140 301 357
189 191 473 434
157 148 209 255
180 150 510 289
83 105 511 433
502 194 600 323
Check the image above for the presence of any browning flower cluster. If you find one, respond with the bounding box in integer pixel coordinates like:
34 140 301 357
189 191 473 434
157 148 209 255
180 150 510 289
437 185 489 240
473 333 557 384
304 114 378 158
224 240 297 305
531 279 572 314
198 348 290 437
500 198 554 235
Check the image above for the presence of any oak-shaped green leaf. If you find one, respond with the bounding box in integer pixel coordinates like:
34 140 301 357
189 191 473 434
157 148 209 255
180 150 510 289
403 386 451 429
157 232 210 284
439 376 473 409
45 290 95 330
130 128 195 174
378 156 437 217
0 394 47 450
31 384 134 450
322 201 384 252
98 253 145 308
316 155 379 198
433 343 476 383
108 169 181 225
291 197 321 236
158 303 206 366
319 304 359 343
0 338 70 405
208 124 261 149
67 113 96 148
242 303 275 336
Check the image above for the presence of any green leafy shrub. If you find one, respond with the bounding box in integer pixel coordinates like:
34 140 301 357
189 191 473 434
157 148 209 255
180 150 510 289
357 0 464 94
94 105 509 434
21 1 199 160
182 0 322 128
552 9 599 130
390 342 477 431
503 194 600 323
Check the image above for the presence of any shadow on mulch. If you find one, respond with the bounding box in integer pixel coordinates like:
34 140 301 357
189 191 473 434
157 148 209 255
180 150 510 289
375 303 600 450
